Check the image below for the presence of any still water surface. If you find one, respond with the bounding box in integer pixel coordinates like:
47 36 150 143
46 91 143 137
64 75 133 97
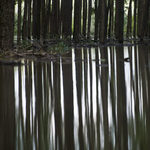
0 45 150 150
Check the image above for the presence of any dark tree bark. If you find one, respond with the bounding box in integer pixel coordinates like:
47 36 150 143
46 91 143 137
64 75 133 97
140 0 150 39
62 0 72 38
50 0 60 37
0 0 15 50
105 0 110 38
22 0 28 40
82 0 87 37
17 0 22 44
126 0 132 38
115 0 124 43
79 0 82 34
32 0 37 39
41 0 45 39
99 0 107 44
94 0 98 41
108 0 114 38
137 0 144 38
43 0 51 39
133 0 137 37
87 0 92 39
73 0 81 42
37 0 41 39
28 0 32 40
22 0 32 40
32 0 41 39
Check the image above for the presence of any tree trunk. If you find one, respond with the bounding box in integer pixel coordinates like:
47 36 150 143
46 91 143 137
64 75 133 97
137 0 144 38
51 0 60 37
140 0 150 39
32 0 41 39
28 0 32 40
133 0 137 37
62 0 72 38
73 0 80 42
82 0 87 37
0 0 15 50
32 0 37 39
37 0 41 39
41 0 45 39
17 0 22 44
115 0 124 43
108 0 114 38
87 0 92 39
43 0 51 39
22 0 28 40
99 0 106 44
94 0 98 41
79 0 82 34
126 0 132 38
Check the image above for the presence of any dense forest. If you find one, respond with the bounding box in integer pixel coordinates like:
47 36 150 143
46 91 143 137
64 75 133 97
0 0 150 50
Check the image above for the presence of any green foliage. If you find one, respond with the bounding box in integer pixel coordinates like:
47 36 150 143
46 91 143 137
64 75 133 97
49 41 71 54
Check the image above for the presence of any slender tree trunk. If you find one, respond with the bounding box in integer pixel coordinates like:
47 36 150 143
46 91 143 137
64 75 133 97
115 0 124 43
33 0 37 39
43 0 51 39
73 0 80 42
94 0 98 41
149 13 150 37
22 0 28 40
17 0 22 44
99 0 106 44
105 0 110 39
51 0 60 37
37 0 41 39
82 0 87 37
62 0 72 38
41 0 45 39
126 0 132 38
0 0 15 50
87 0 92 39
108 0 114 38
33 0 41 39
79 0 82 34
137 0 144 38
133 0 137 37
108 0 111 38
140 0 150 39
28 0 32 40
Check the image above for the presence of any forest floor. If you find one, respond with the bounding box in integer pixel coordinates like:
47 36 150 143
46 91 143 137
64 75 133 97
0 38 150 66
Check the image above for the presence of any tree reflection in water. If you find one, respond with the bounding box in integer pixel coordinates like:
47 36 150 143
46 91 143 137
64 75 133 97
0 46 150 150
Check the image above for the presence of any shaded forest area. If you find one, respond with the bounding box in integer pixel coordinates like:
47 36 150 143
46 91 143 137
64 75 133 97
0 0 150 50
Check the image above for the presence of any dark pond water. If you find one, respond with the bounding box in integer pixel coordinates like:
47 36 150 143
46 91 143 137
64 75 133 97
0 45 150 150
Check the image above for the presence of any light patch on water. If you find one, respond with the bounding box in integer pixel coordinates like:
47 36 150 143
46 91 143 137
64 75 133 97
21 62 26 127
14 67 19 110
72 49 79 149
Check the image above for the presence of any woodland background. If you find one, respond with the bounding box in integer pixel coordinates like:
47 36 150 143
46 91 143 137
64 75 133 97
0 0 150 50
